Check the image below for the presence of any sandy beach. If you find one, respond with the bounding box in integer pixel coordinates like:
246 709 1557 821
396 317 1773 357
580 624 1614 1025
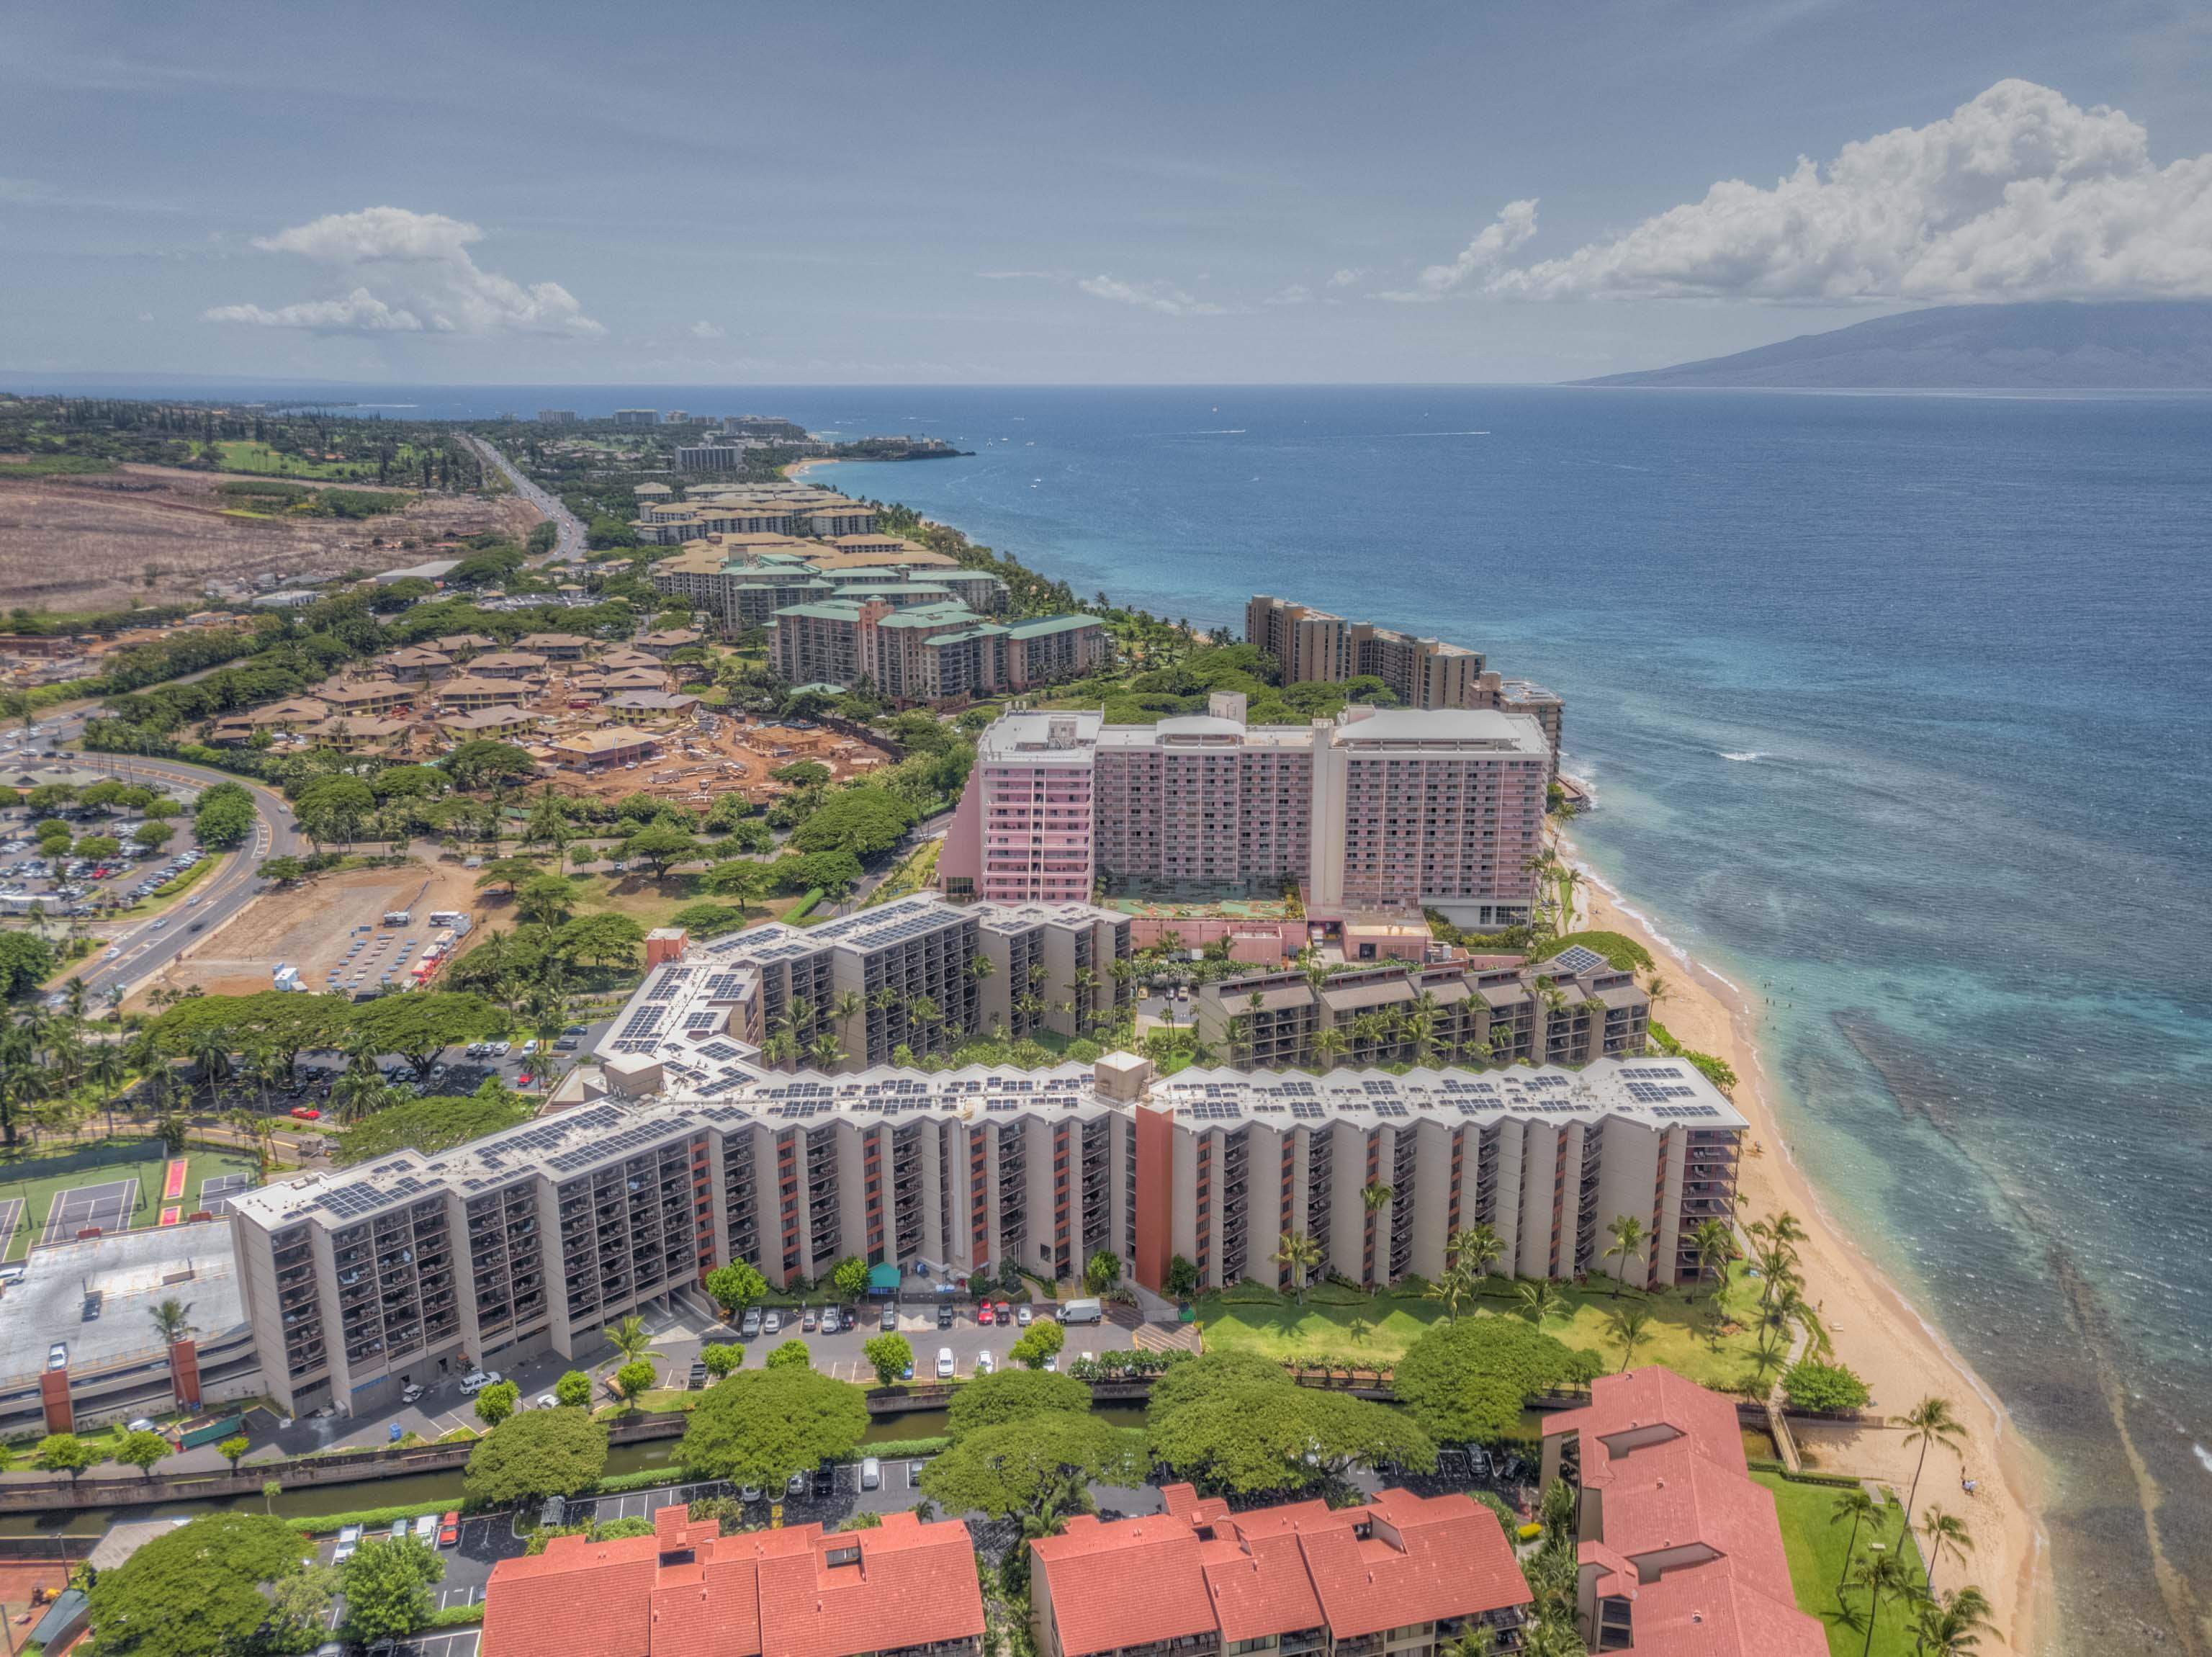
1562 832 2052 1653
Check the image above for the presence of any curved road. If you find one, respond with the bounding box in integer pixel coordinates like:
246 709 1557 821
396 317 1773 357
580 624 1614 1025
24 708 305 1004
466 434 586 565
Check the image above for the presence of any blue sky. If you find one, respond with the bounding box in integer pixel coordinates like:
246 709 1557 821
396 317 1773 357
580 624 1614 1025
5 1 2210 384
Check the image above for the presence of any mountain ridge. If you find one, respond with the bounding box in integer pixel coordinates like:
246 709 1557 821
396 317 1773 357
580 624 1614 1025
1576 300 2212 389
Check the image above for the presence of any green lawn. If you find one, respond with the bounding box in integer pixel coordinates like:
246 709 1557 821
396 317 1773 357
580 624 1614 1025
1195 1268 1765 1391
1754 1470 1928 1657
211 439 421 482
0 1139 260 1259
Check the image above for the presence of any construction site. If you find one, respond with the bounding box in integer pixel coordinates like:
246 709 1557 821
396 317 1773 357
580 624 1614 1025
545 709 896 812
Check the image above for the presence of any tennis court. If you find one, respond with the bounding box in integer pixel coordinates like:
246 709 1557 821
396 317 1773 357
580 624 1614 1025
0 1200 22 1255
40 1177 142 1247
198 1173 254 1216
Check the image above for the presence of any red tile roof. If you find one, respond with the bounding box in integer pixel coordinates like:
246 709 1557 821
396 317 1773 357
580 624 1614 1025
481 1506 981 1657
1544 1368 1826 1657
1032 1486 1529 1657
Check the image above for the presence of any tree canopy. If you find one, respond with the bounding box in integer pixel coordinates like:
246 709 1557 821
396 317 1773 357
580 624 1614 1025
1391 1312 1586 1445
675 1366 869 1487
945 1367 1091 1440
703 1261 768 1319
920 1415 1143 1523
446 739 539 791
463 1407 609 1506
1146 1350 1434 1495
192 782 258 849
347 992 504 1077
339 1535 444 1645
787 786 917 858
86 1512 311 1657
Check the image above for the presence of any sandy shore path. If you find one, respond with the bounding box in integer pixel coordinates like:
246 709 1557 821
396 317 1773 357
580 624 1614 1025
1562 833 2051 1655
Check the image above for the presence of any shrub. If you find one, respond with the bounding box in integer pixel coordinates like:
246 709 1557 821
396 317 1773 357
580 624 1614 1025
1781 1360 1871 1414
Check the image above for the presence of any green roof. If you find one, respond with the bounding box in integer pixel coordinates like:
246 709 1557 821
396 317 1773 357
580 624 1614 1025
868 1262 902 1291
925 625 1010 646
1005 613 1103 639
877 603 983 629
773 601 865 621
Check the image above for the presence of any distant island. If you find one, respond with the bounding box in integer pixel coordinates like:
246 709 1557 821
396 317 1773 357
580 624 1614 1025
1577 300 2212 390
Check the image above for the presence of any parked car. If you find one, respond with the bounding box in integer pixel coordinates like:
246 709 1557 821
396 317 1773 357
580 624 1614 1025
437 1512 459 1548
880 1303 898 1332
860 1457 882 1491
537 1393 558 1411
389 1519 410 1540
333 1524 363 1563
289 1106 321 1121
1043 1355 1058 1372
739 1484 764 1503
935 1347 956 1380
819 1308 838 1336
400 1383 424 1404
995 1301 1013 1324
1015 1305 1034 1326
937 1302 955 1329
413 1514 438 1543
802 1307 818 1332
688 1360 709 1388
763 1309 781 1335
459 1368 503 1395
976 1303 994 1326
786 1470 807 1497
741 1307 763 1337
976 1350 997 1375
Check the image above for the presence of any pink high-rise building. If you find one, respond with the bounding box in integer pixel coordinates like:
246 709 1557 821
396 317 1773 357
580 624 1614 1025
942 696 1548 927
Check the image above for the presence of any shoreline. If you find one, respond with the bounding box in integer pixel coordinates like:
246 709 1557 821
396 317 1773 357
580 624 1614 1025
1558 825 2053 1655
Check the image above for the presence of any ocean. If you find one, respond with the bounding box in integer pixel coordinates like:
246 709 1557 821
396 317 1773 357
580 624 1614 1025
23 377 2212 1646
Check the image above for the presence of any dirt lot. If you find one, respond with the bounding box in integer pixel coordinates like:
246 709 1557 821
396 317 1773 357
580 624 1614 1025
131 858 493 1004
0 464 531 614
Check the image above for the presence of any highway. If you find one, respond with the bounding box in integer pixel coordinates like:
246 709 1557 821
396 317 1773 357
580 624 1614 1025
15 706 306 1005
465 434 586 564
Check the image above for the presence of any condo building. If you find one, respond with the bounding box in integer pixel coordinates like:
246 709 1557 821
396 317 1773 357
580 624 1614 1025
771 598 1109 706
1246 593 1564 765
482 1504 984 1657
1031 1482 1531 1657
1541 1368 1827 1657
1193 945 1650 1071
942 698 1549 928
226 1050 1741 1414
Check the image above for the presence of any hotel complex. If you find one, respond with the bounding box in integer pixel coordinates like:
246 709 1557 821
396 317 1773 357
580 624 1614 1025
225 1036 1742 1416
940 696 1551 929
1247 593 1566 762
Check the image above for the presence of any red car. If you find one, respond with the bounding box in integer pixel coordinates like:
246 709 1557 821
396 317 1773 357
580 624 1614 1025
289 1106 321 1121
976 1303 994 1326
436 1511 459 1548
516 1073 534 1089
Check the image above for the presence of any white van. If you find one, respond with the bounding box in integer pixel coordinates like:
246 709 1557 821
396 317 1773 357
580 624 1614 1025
935 1346 955 1380
860 1457 882 1491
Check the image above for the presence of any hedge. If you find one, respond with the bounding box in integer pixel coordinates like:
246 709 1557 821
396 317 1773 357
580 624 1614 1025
783 888 827 924
862 1436 949 1459
1748 1458 1867 1489
424 1603 487 1628
288 1496 456 1536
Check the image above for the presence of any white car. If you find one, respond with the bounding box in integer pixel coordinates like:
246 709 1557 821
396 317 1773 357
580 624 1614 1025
935 1347 955 1380
413 1514 437 1542
763 1309 781 1335
333 1524 363 1563
976 1350 997 1375
459 1369 503 1395
1015 1305 1034 1326
400 1383 424 1404
537 1393 559 1411
818 1308 839 1336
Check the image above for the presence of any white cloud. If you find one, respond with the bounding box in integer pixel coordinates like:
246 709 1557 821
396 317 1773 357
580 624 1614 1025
1076 275 1225 316
1474 80 2212 303
205 206 604 337
1326 268 1366 287
689 320 725 340
1380 200 1540 301
1264 284 1314 307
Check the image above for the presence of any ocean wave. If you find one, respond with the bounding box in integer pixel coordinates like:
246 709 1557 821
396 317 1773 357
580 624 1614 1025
2197 1442 2212 1476
1719 750 1767 763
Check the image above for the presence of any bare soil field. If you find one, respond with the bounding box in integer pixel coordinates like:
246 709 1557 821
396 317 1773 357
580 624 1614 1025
0 464 526 614
131 858 492 1005
554 714 894 810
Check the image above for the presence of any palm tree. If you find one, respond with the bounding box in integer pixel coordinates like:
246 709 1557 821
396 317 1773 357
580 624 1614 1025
1829 1488 1881 1590
1516 1280 1565 1326
1690 1217 1735 1298
1362 1180 1392 1217
602 1314 662 1368
1272 1231 1323 1305
1310 1026 1348 1072
1845 1550 1915 1657
1915 1586 1993 1656
1437 1253 1483 1323
831 989 866 1051
189 1030 234 1105
149 1297 196 1344
1608 1303 1653 1370
330 1070 392 1125
86 1043 128 1141
1603 1213 1646 1297
1918 1505 1973 1592
1901 1396 1966 1522
809 1033 848 1069
1449 1223 1503 1282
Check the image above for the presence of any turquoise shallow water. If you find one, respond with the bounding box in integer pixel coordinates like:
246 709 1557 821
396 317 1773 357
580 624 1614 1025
24 377 2211 1648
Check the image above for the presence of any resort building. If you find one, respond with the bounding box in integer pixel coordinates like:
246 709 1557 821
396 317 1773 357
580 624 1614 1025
225 1047 1742 1412
436 706 536 742
465 650 550 681
1540 1368 1827 1657
480 1505 984 1657
514 632 594 659
434 675 530 711
320 681 414 718
1030 1483 1530 1657
1350 621 1484 711
771 600 1108 706
674 439 750 472
942 698 1549 928
1192 946 1650 1071
549 727 659 771
1246 594 1353 685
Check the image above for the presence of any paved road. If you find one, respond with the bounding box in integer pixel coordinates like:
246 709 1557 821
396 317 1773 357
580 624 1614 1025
21 708 306 1003
466 435 585 564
